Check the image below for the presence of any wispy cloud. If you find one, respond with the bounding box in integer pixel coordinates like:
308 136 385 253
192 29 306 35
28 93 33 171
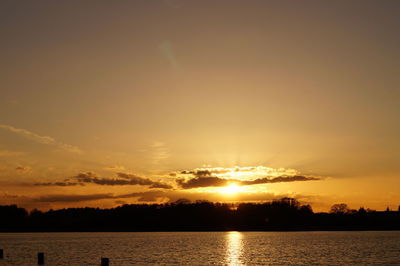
34 182 81 187
105 165 126 171
15 166 31 174
35 193 116 203
29 190 311 204
150 141 170 164
0 124 82 154
33 191 165 203
0 149 26 157
240 176 320 185
34 172 173 189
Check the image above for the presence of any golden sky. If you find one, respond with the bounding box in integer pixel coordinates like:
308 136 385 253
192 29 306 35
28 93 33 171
1 1 399 211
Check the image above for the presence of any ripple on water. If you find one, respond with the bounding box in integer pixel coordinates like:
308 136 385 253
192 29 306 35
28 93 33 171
0 231 399 265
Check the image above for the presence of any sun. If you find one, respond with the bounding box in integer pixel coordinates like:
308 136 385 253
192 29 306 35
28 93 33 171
220 183 241 194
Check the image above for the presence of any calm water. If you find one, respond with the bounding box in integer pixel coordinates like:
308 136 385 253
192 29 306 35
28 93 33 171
0 231 399 265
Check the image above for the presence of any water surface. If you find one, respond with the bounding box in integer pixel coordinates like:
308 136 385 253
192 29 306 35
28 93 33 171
0 231 399 265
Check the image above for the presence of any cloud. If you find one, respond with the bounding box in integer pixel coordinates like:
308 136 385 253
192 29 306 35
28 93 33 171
33 182 81 187
25 164 319 192
173 166 320 189
16 166 31 174
105 165 126 171
34 172 173 189
185 170 213 177
177 176 229 189
116 172 173 188
150 141 170 164
35 193 116 203
177 175 320 189
176 166 300 179
240 175 319 185
33 191 165 203
0 149 26 157
0 124 82 154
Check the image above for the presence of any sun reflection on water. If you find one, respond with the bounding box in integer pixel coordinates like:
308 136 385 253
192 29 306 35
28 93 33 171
225 231 244 265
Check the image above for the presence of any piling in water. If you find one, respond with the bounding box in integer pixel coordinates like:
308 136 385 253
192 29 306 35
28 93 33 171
101 257 109 266
38 252 44 265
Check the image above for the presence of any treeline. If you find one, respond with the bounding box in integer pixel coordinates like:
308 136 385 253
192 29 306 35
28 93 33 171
1 198 399 231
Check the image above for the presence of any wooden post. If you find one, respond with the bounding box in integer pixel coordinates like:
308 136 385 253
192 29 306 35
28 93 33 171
101 257 109 266
38 252 44 265
0 249 3 259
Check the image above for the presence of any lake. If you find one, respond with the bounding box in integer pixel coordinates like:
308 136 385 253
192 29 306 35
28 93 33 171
0 231 399 265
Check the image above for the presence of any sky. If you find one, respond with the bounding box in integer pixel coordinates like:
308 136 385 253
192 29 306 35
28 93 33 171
1 0 399 211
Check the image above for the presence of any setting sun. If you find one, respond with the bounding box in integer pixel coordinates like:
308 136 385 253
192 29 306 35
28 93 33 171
220 184 241 194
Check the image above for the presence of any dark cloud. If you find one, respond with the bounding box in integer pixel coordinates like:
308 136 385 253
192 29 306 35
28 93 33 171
34 182 81 187
149 182 174 189
34 172 173 189
35 193 115 202
16 166 31 174
32 170 318 190
105 165 125 171
116 172 172 188
240 175 320 185
177 176 229 189
179 168 257 177
180 169 229 177
193 170 213 177
72 172 97 183
33 191 165 203
177 175 320 189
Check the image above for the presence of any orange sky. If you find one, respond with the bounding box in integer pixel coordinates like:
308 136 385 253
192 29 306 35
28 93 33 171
1 1 399 211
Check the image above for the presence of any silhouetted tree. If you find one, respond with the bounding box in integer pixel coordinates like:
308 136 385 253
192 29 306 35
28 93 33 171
330 203 350 214
173 198 192 205
1 199 400 231
274 197 300 209
0 205 27 229
300 204 313 214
